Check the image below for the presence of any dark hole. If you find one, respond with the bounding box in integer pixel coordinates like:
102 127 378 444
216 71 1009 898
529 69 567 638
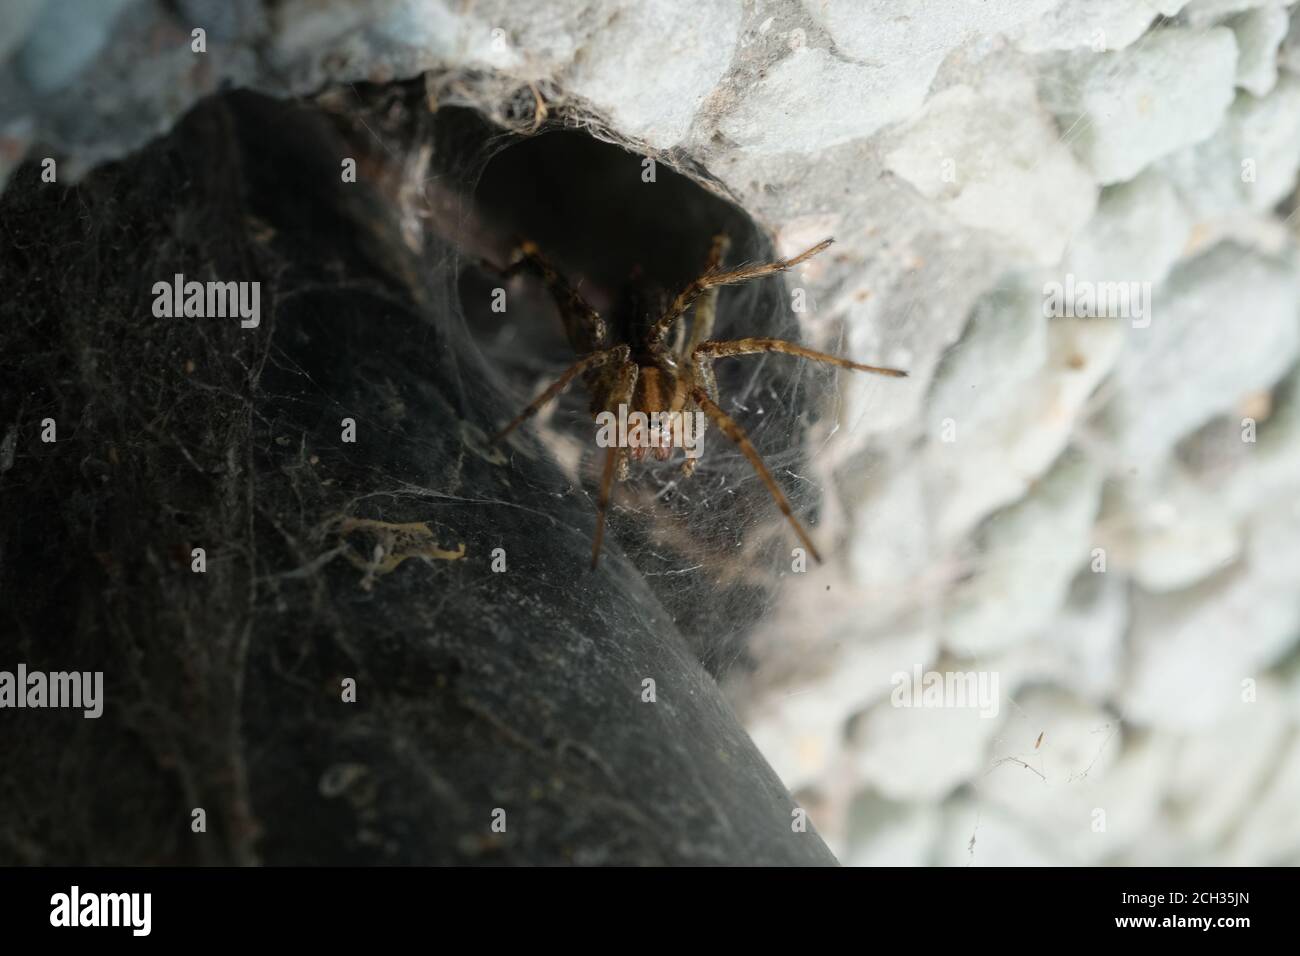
443 114 834 675
450 117 821 381
472 129 757 299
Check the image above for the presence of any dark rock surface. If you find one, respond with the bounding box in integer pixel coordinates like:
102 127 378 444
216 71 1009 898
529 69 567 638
0 88 835 865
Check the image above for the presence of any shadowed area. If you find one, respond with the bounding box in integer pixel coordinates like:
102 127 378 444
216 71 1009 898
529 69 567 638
0 87 835 865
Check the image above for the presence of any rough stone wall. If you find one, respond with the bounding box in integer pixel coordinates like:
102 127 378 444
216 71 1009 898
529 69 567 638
3 0 1300 865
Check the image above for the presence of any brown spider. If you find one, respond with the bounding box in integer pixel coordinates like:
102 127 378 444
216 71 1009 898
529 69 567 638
489 233 907 568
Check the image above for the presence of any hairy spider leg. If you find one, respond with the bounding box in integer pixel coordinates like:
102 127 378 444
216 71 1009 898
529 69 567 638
684 233 731 357
591 360 640 569
690 385 823 564
496 239 609 352
694 338 908 378
646 237 834 364
686 339 906 560
491 344 630 444
678 232 731 477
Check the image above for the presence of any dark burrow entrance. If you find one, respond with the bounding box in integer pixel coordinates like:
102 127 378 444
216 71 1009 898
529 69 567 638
447 113 835 675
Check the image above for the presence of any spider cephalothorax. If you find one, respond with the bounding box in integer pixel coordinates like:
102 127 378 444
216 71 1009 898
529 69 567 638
490 234 906 568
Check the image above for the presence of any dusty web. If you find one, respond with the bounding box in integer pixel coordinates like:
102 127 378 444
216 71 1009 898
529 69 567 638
385 96 850 678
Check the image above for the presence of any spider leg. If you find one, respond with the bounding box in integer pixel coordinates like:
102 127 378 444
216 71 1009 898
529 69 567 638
683 232 731 358
647 237 834 362
674 234 731 478
680 401 705 478
669 310 687 358
680 348 720 479
493 239 609 352
591 360 639 569
694 338 908 377
592 445 620 570
491 344 630 444
689 385 822 563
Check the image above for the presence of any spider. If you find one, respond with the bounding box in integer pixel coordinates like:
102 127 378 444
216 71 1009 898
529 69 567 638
488 233 907 568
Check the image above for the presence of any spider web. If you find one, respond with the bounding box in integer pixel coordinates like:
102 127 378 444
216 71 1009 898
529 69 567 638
412 101 845 678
